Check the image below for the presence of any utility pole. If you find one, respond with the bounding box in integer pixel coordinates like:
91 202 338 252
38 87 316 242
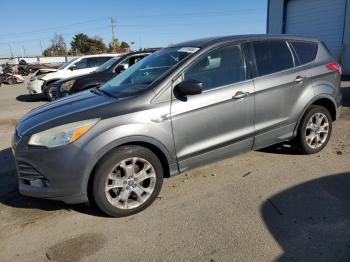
22 46 26 57
40 40 43 55
111 17 116 52
8 44 13 58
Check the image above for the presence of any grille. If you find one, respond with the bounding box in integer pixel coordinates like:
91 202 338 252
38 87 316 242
17 161 43 181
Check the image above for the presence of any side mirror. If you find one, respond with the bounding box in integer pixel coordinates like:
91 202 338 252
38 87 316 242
69 65 76 71
115 64 126 73
174 79 203 98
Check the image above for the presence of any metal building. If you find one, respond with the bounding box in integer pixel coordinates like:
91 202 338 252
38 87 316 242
267 0 350 75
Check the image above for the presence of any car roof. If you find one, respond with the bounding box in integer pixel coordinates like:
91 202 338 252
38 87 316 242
78 53 121 58
170 34 320 48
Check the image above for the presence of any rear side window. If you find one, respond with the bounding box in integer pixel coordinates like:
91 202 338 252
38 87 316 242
252 41 295 76
291 41 318 65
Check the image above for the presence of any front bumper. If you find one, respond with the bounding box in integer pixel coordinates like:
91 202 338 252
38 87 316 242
27 79 44 94
12 133 91 204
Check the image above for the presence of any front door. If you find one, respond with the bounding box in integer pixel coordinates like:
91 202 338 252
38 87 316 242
171 43 255 172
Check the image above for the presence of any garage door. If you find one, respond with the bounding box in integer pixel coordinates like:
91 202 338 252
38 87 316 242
285 0 346 60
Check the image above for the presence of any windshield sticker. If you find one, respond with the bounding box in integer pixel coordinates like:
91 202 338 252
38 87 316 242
178 47 200 53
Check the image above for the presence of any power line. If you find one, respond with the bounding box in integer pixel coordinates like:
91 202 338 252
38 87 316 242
0 9 265 38
0 18 265 45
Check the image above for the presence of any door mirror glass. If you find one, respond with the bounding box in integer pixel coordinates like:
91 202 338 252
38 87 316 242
174 79 203 98
69 65 76 71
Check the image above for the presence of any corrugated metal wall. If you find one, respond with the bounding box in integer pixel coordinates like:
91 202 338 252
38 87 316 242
267 0 350 75
285 0 346 60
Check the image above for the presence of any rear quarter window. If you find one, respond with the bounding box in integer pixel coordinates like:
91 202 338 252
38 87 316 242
291 41 318 65
252 40 295 76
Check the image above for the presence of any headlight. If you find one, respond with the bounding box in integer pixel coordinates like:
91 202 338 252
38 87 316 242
30 75 39 81
28 119 99 148
60 80 75 92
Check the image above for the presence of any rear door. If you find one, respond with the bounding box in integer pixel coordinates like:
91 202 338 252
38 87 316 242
171 43 255 172
251 40 310 149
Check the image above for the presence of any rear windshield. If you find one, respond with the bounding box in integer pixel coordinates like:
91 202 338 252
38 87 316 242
291 41 318 65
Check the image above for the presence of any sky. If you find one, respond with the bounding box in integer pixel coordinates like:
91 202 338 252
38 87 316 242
0 0 267 57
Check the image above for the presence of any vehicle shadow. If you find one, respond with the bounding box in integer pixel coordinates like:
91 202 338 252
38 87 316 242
0 148 107 217
257 142 302 155
261 172 350 261
16 94 46 102
341 86 350 107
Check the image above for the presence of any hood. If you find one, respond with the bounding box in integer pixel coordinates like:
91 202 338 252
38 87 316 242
38 68 57 73
16 91 115 136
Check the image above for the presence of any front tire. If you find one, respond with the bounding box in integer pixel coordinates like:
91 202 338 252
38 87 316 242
45 83 54 101
295 105 332 154
92 146 163 217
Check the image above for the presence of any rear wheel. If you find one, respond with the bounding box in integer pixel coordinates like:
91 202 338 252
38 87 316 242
295 105 332 154
92 146 163 217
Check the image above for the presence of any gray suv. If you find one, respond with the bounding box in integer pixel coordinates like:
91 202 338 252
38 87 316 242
12 35 342 217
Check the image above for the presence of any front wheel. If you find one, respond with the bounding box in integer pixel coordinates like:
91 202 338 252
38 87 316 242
92 146 163 217
295 105 332 154
45 83 54 101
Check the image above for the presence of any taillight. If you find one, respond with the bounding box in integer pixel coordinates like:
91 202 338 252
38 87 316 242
326 63 342 75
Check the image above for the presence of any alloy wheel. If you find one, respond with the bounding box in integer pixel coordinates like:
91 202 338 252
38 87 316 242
305 112 330 149
104 157 156 210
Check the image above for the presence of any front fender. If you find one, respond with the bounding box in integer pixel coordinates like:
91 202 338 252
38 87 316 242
79 121 176 195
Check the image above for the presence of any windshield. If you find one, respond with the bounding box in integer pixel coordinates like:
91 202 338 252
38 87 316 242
95 56 120 73
58 57 78 70
100 47 199 98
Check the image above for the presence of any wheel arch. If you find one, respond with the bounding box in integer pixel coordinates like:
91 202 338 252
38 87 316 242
294 94 337 135
85 136 178 201
42 79 61 91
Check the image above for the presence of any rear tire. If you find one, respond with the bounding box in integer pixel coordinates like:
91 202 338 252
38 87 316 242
295 105 332 154
92 146 163 217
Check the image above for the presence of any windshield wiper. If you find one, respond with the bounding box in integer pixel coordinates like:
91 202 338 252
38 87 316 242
91 86 118 99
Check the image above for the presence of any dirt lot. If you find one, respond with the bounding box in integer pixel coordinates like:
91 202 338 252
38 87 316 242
0 79 349 262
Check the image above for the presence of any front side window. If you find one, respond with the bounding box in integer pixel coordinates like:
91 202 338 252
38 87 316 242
184 44 246 91
74 58 88 69
94 57 112 67
101 47 197 98
95 56 120 73
253 40 295 76
291 41 318 65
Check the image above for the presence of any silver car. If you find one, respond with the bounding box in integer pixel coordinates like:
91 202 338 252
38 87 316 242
13 35 342 217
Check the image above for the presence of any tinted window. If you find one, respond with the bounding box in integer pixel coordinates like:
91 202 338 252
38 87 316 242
253 41 294 76
184 44 246 91
74 58 88 69
94 57 112 67
291 41 318 65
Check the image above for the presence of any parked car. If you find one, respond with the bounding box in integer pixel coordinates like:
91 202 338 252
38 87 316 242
27 54 120 100
51 50 157 100
13 35 342 217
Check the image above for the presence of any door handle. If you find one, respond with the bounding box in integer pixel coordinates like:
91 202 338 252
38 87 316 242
294 76 306 83
232 91 249 99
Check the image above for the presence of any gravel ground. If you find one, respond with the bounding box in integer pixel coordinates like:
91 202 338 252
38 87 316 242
0 79 349 262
